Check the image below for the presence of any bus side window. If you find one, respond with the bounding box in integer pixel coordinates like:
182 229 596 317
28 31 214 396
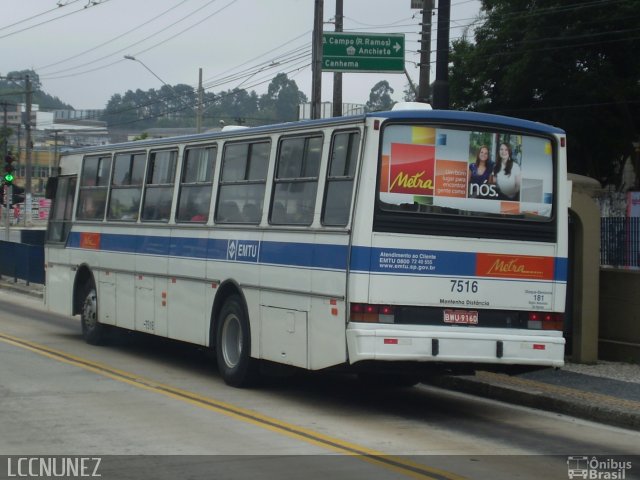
77 155 111 221
108 152 145 222
216 140 270 224
141 150 177 223
46 175 77 243
322 131 360 227
176 145 216 223
271 134 323 226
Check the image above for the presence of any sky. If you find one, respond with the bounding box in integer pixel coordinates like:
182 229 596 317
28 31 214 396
1 0 482 111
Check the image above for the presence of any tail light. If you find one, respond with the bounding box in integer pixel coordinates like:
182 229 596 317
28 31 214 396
350 303 395 323
528 312 563 330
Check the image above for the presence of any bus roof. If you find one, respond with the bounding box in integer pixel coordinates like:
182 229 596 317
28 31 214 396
61 108 563 157
369 108 565 135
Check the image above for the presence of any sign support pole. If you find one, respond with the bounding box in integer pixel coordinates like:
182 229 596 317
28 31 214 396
332 0 343 117
311 0 324 120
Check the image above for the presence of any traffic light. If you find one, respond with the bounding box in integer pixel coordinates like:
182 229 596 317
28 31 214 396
4 153 16 185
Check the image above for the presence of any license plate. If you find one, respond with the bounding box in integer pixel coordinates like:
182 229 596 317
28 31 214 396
444 309 479 325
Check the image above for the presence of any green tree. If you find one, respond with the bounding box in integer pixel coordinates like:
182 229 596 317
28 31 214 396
259 73 307 122
0 69 72 110
365 80 396 112
449 0 640 185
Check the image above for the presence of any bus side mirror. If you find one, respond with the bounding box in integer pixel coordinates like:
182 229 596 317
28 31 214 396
45 177 58 200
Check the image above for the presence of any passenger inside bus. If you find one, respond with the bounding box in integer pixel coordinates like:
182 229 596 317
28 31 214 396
218 201 241 222
242 203 260 223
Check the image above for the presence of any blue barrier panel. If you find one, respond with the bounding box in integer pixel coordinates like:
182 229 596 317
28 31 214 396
0 241 16 279
0 240 45 284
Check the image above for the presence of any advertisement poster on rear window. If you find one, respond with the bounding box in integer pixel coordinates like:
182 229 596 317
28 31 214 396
379 125 554 220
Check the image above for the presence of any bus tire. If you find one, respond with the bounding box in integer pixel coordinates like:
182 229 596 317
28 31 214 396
216 294 258 388
80 283 107 345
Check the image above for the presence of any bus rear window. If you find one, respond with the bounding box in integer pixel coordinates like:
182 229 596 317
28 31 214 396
378 125 555 221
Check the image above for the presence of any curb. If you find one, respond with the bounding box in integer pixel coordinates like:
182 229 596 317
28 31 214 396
0 280 44 299
429 373 640 431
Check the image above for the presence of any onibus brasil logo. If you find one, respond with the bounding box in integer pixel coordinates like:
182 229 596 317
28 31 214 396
567 456 632 479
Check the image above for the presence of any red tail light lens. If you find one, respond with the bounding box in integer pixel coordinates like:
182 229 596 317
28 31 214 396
350 304 395 323
528 312 564 330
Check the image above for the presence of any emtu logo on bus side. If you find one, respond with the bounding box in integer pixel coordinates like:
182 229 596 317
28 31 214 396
227 240 260 262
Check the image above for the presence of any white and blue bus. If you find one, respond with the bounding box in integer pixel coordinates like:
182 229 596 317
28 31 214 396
45 104 568 387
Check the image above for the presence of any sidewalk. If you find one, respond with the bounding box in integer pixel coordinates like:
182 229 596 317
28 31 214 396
1 278 639 430
429 365 640 431
0 277 45 299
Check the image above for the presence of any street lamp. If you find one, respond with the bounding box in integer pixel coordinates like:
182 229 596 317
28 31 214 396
124 55 172 89
123 54 194 120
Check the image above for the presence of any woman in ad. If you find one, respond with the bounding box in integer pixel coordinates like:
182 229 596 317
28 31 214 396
493 142 521 200
468 145 494 199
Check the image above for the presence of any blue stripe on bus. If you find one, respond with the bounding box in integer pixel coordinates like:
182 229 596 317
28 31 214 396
69 232 349 270
67 232 567 281
349 246 476 276
555 257 568 282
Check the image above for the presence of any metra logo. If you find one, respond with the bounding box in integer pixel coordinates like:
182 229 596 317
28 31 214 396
476 253 554 280
487 258 542 276
227 240 260 262
390 171 434 191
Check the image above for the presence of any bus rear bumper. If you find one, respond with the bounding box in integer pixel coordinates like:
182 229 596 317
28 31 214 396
346 324 565 368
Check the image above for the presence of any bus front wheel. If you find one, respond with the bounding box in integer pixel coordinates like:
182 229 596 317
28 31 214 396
215 295 258 388
80 284 107 345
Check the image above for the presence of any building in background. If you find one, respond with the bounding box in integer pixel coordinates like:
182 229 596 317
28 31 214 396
298 102 364 120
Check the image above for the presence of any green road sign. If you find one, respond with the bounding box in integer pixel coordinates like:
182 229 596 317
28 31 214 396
322 32 405 73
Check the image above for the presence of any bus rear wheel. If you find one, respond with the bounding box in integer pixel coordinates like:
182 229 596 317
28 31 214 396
215 295 258 388
80 284 107 345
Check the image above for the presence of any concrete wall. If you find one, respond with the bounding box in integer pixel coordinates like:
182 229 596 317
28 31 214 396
569 189 600 363
599 269 640 363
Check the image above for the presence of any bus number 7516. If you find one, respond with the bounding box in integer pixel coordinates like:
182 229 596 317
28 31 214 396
450 280 479 293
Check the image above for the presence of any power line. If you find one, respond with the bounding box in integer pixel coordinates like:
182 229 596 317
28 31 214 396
0 0 109 40
36 0 191 71
40 0 229 78
201 30 312 85
0 0 82 32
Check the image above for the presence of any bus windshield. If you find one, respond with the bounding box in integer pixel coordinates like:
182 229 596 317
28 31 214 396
378 124 555 221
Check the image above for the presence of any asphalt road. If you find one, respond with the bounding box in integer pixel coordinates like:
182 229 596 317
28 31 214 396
0 290 638 480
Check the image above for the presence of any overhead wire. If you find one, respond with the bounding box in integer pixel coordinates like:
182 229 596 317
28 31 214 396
36 0 191 71
0 0 109 41
0 0 82 33
40 0 233 79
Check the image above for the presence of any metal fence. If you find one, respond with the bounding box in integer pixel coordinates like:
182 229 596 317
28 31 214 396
601 217 640 268
0 240 45 284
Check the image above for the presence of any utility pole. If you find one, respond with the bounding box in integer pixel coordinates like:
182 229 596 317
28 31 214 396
54 131 60 171
311 0 324 120
1 102 7 157
417 0 433 103
197 68 204 133
25 75 33 225
2 102 9 235
432 0 451 109
332 0 343 117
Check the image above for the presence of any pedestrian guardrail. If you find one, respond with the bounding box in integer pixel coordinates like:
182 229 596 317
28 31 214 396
0 240 45 285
